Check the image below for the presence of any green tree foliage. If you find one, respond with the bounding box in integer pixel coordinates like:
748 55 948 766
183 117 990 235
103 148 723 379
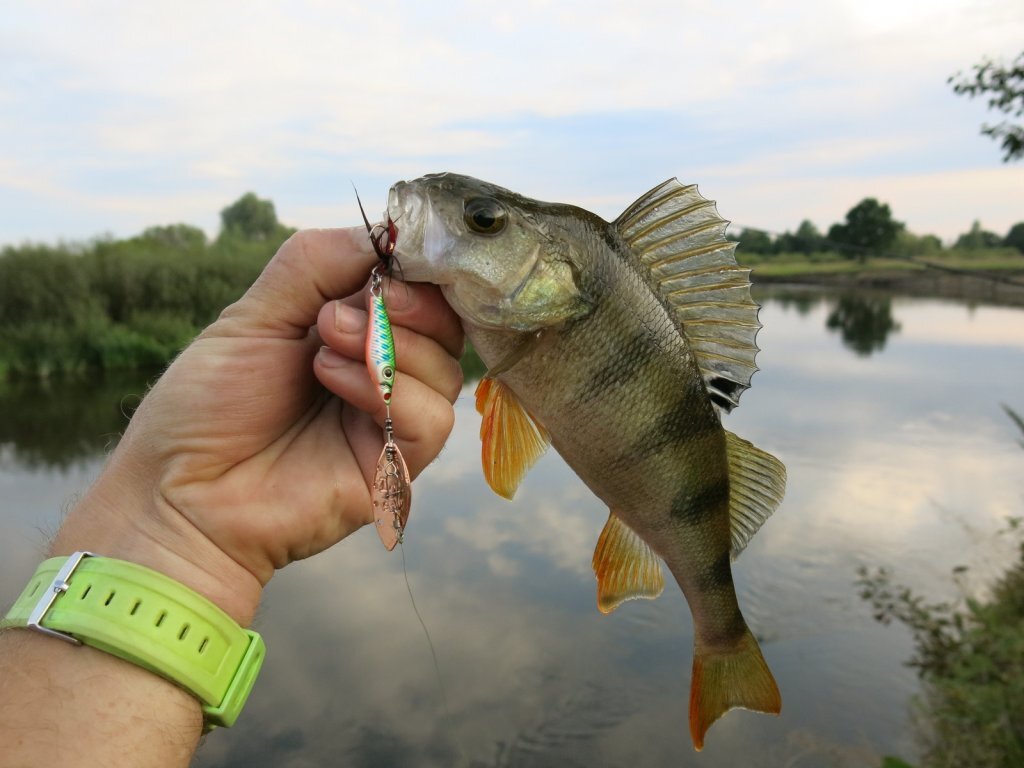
893 231 944 257
956 220 1004 250
735 227 774 254
828 198 904 261
141 223 207 250
0 200 289 377
949 50 1024 162
220 192 283 241
790 219 825 254
1004 222 1024 253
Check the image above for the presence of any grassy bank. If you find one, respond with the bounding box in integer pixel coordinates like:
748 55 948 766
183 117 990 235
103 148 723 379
746 248 1024 279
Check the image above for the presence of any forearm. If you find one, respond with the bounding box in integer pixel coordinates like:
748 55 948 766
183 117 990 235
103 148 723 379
0 627 202 767
0 465 263 766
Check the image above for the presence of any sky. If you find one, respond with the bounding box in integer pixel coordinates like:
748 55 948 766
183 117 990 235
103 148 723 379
1 0 1022 247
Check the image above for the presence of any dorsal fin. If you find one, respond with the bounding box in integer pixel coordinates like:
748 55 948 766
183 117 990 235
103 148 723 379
614 179 760 413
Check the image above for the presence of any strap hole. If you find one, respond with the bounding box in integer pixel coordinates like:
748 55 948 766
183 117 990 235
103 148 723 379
104 591 116 606
178 624 190 641
130 600 141 615
81 584 92 600
155 611 167 627
198 638 209 654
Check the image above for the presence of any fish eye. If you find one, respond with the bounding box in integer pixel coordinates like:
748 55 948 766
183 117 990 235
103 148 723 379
464 197 508 235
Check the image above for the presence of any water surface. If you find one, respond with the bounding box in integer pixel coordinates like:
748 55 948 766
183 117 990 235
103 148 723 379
2 288 1022 767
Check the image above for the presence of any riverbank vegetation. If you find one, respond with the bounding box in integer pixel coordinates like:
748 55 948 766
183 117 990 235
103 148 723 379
2 192 1023 378
860 407 1024 768
0 193 291 378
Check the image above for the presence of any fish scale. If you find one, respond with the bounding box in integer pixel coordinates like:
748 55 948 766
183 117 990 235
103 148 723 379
388 172 786 750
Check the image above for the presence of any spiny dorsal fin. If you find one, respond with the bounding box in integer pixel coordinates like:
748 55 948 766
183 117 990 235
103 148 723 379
592 510 665 614
475 377 550 499
615 179 760 413
724 431 786 559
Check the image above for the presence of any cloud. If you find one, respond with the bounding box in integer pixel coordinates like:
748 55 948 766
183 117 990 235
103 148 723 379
1 0 1022 241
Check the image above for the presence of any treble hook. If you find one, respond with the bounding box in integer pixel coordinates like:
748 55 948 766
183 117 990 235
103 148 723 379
354 185 398 270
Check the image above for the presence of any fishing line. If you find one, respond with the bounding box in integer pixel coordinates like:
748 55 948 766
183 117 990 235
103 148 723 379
399 540 467 765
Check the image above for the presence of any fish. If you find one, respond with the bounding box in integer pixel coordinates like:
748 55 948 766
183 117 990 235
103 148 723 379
384 172 786 750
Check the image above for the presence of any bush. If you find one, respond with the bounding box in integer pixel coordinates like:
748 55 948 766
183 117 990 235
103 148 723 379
860 408 1024 768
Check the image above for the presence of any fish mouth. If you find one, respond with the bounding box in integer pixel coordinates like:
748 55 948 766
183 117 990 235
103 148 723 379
385 182 438 281
386 182 413 232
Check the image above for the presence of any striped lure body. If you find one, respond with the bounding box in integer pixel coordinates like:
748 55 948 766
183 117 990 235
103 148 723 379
366 289 396 405
386 173 787 749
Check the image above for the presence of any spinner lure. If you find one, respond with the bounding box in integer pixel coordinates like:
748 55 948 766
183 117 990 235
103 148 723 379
366 264 411 550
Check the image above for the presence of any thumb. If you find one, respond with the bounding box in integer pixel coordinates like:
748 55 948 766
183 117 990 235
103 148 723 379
227 227 379 337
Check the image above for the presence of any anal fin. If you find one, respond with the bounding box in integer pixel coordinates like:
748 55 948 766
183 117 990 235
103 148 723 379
591 510 665 614
475 377 550 500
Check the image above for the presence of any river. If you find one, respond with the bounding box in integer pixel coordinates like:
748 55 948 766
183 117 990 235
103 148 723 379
2 286 1022 767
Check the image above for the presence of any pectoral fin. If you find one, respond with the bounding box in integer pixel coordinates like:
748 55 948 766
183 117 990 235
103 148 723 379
592 510 665 614
475 377 550 500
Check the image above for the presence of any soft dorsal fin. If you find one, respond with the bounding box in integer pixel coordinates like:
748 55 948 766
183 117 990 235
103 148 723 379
724 431 786 559
614 179 761 413
592 510 665 614
475 377 551 499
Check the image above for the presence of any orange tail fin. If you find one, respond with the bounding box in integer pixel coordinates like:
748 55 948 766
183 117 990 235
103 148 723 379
689 629 781 751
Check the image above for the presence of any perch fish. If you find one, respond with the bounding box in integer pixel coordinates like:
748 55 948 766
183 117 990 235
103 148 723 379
384 173 786 750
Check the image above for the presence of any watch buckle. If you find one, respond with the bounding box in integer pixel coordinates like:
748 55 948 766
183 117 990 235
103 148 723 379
26 550 96 645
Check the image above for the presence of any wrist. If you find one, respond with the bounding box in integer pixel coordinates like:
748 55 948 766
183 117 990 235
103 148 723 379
50 466 263 627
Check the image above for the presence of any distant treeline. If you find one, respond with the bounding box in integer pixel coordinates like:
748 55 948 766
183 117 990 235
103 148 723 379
730 196 1024 260
0 193 292 377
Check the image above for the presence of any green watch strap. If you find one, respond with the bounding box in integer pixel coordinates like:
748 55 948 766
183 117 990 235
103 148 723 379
1 552 265 729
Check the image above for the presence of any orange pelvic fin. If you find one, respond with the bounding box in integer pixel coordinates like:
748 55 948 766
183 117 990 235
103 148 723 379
475 377 550 500
689 628 781 751
591 510 665 614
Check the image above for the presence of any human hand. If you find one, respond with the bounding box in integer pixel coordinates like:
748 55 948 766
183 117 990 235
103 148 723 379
50 227 464 624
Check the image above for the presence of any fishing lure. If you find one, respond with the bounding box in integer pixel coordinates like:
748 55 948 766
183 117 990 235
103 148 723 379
366 261 411 551
355 188 409 549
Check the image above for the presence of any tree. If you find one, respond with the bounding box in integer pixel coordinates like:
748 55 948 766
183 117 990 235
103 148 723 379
220 193 280 240
949 50 1024 162
735 227 773 254
893 231 943 258
828 198 904 261
141 224 207 251
1004 222 1024 253
955 220 1002 250
791 219 824 254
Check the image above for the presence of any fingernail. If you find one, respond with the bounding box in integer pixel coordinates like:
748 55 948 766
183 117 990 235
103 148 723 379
317 346 348 368
335 302 366 333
